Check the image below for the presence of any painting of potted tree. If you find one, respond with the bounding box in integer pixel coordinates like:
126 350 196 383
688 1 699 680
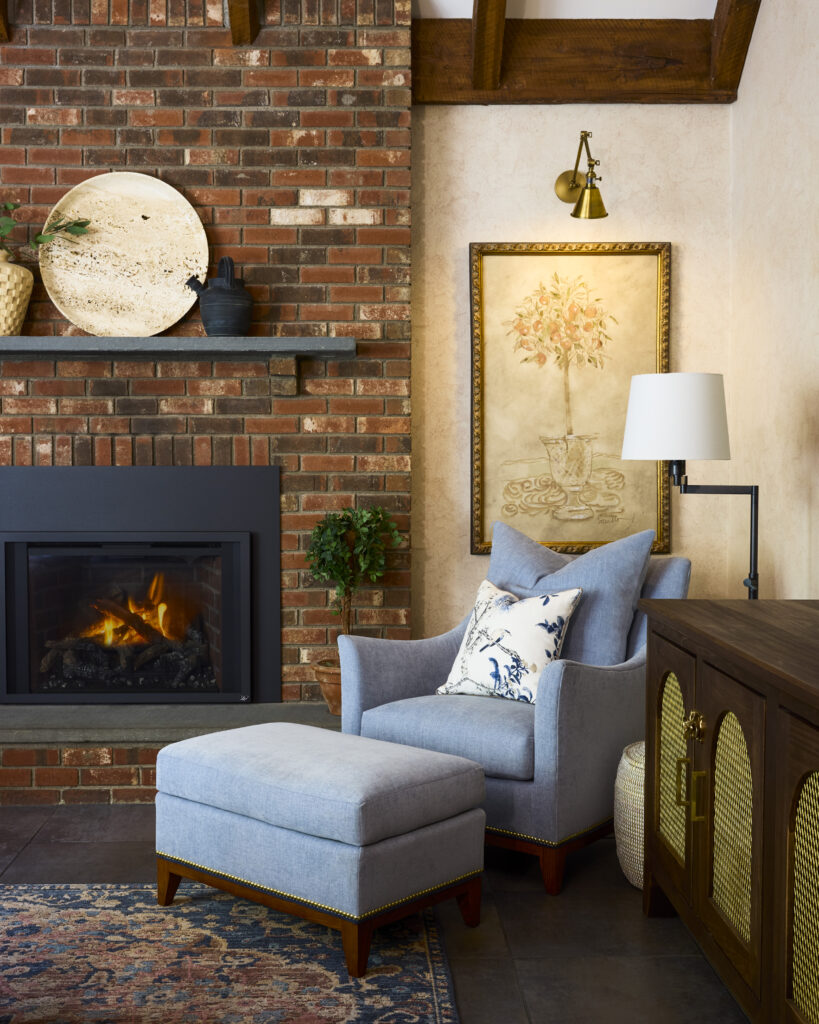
506 272 616 521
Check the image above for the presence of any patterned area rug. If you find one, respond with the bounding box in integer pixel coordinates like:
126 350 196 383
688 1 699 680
0 883 459 1023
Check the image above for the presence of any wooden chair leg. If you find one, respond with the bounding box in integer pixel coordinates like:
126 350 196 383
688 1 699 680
538 845 568 895
456 875 482 927
340 919 373 978
156 858 182 906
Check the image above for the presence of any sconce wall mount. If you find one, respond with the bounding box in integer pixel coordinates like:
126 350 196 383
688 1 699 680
555 130 608 219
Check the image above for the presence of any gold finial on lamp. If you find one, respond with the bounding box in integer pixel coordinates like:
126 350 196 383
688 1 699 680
554 130 608 219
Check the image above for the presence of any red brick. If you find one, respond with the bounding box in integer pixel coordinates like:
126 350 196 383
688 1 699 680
2 747 59 767
187 379 242 396
245 416 299 434
89 416 130 434
81 766 139 786
0 767 32 787
1 360 55 377
0 416 33 434
156 361 211 378
26 107 81 125
193 435 212 464
34 766 79 787
0 789 59 806
13 437 32 464
57 361 112 378
62 746 113 766
328 246 382 264
63 789 111 804
328 397 383 414
112 747 161 765
114 437 133 465
358 454 411 472
112 787 157 803
31 379 85 396
113 361 156 377
356 416 409 434
129 108 184 126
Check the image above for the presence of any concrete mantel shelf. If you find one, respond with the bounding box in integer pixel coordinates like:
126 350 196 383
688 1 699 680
0 337 357 359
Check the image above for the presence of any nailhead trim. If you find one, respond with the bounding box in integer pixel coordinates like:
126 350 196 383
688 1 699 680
157 850 481 922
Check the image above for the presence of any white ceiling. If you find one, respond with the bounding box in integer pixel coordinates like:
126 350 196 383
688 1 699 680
413 0 716 17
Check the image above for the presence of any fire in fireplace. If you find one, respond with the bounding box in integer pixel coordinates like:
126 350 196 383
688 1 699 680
30 546 234 697
0 468 280 704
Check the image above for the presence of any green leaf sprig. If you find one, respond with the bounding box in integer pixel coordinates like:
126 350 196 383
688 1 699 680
0 201 90 259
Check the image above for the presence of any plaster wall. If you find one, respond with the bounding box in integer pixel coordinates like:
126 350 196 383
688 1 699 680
728 0 819 599
412 106 732 636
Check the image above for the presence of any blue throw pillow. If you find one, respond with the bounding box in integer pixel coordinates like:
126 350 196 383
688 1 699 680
488 523 655 666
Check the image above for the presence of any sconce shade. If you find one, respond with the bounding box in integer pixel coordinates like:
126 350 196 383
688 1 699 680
572 183 607 219
621 373 731 461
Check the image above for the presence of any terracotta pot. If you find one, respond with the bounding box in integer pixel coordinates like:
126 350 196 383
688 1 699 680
313 660 342 716
0 252 34 335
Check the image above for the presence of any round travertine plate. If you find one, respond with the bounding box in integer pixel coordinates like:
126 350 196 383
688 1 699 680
39 172 208 337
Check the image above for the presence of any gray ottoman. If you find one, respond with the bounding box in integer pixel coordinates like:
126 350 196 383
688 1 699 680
155 722 486 976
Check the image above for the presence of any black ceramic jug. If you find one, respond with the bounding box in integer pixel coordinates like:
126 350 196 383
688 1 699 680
186 257 253 337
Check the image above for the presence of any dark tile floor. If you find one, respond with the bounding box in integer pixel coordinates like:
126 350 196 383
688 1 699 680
0 805 748 1023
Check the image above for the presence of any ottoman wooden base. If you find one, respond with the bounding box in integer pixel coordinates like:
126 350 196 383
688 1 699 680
157 854 481 977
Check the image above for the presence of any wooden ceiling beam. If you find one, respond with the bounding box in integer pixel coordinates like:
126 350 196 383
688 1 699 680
0 0 10 43
471 0 508 91
413 18 731 104
227 0 260 46
710 0 761 93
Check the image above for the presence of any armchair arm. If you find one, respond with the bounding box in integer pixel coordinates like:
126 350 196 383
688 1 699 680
339 617 468 735
533 649 647 842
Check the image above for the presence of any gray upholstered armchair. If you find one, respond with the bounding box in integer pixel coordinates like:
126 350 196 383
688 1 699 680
340 524 691 894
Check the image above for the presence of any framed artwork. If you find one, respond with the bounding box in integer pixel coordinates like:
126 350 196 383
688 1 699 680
470 241 670 555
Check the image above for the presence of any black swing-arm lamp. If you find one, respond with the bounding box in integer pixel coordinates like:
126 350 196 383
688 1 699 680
621 373 759 599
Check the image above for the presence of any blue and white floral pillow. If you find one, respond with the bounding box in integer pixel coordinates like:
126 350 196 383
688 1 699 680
437 580 582 703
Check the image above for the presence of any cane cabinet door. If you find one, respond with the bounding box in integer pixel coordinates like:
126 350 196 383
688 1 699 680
646 633 696 905
776 710 819 1024
695 664 765 1000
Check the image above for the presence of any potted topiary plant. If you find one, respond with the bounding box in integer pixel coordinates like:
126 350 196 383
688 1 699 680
0 201 90 335
305 505 401 715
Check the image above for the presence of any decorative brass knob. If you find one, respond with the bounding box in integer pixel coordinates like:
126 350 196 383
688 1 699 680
683 710 706 742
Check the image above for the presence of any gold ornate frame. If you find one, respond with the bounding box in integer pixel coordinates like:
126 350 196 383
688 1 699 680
470 241 671 555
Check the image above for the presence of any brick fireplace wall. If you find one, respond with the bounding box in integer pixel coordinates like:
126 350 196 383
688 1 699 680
0 0 412 712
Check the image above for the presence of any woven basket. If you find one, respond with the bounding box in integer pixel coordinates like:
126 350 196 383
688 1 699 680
614 740 646 889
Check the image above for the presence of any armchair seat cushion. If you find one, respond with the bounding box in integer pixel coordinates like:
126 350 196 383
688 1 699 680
361 694 535 781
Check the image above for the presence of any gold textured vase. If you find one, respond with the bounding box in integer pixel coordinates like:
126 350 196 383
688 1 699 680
0 251 34 335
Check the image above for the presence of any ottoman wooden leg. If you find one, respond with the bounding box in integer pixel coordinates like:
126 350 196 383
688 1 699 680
456 875 482 927
340 920 374 978
157 857 182 906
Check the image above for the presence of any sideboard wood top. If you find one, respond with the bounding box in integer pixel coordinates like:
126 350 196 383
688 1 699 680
640 599 819 702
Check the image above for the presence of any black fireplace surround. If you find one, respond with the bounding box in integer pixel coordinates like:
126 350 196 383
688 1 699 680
0 467 281 704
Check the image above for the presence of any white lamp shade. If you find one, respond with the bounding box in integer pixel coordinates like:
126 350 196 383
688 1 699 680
621 373 731 461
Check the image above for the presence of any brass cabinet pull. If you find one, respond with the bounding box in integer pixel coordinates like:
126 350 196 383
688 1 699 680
683 710 707 742
675 756 691 807
690 770 707 823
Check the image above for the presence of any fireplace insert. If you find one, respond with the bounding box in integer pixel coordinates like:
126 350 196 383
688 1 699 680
0 468 280 704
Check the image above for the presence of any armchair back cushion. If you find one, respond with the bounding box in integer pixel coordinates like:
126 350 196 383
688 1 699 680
488 523 655 666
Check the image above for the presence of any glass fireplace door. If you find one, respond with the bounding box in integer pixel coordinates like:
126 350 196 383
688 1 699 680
2 534 250 703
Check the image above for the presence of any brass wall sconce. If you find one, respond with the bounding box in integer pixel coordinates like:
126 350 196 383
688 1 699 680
554 130 608 219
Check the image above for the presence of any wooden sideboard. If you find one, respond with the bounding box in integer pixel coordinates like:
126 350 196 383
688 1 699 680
641 600 819 1024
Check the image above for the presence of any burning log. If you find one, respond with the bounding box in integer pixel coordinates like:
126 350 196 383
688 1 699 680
90 598 169 646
